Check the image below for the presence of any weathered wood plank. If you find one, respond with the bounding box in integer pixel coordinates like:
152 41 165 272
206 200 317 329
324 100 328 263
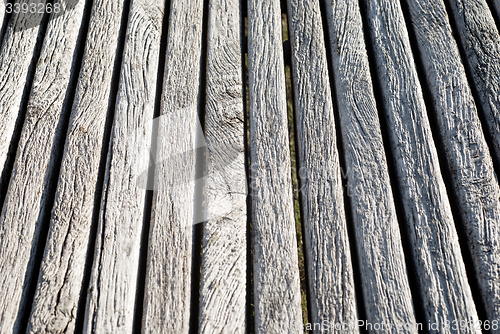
363 0 479 331
286 0 358 330
80 0 165 333
197 0 247 333
0 2 78 332
0 0 47 196
141 0 205 332
405 0 500 326
322 0 417 329
24 0 127 332
445 0 500 165
247 0 303 332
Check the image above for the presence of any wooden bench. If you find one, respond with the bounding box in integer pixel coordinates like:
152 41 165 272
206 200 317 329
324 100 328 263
0 0 499 332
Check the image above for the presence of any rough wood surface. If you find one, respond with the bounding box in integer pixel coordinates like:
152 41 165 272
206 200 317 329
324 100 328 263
364 0 479 331
247 0 303 332
0 2 80 332
141 0 205 332
445 0 500 165
81 0 164 333
25 0 127 332
197 0 247 333
0 0 46 194
323 0 417 330
286 0 358 330
405 0 500 325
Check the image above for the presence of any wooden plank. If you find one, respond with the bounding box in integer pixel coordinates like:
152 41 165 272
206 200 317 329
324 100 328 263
24 0 127 332
197 0 247 332
80 0 165 333
0 2 75 332
141 0 205 332
0 0 47 195
445 0 500 164
363 0 479 331
247 0 303 332
405 0 500 325
285 0 358 329
322 0 417 329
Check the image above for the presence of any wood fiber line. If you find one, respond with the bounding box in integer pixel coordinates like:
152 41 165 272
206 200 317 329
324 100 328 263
363 0 479 332
141 0 205 332
22 0 128 332
286 0 358 330
322 0 417 330
247 0 303 332
198 0 247 333
0 0 47 197
445 0 500 166
81 0 165 333
405 0 500 327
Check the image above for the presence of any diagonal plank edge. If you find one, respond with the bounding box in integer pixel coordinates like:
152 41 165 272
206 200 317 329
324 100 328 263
286 0 359 330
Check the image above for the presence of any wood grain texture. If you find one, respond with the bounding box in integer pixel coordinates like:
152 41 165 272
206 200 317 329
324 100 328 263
364 0 479 331
247 0 303 332
286 0 358 330
445 0 500 164
405 0 500 326
322 0 417 330
25 0 127 332
81 0 164 333
197 0 247 333
0 1 79 332
141 0 205 332
0 0 46 196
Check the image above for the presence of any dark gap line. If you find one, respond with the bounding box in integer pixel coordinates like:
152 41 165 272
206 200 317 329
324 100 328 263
0 0 14 47
485 1 500 32
441 0 500 180
73 0 132 332
282 7 312 330
357 0 427 331
131 0 171 332
241 11 254 334
280 10 309 328
7 3 55 332
317 0 367 331
189 0 209 332
398 0 489 325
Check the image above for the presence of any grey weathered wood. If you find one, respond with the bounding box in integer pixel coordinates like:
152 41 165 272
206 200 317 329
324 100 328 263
141 0 204 332
247 0 303 332
445 0 500 165
286 0 358 330
322 0 417 330
25 0 127 332
0 1 81 332
197 0 247 333
81 0 164 333
364 0 479 331
405 0 500 326
0 0 46 195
